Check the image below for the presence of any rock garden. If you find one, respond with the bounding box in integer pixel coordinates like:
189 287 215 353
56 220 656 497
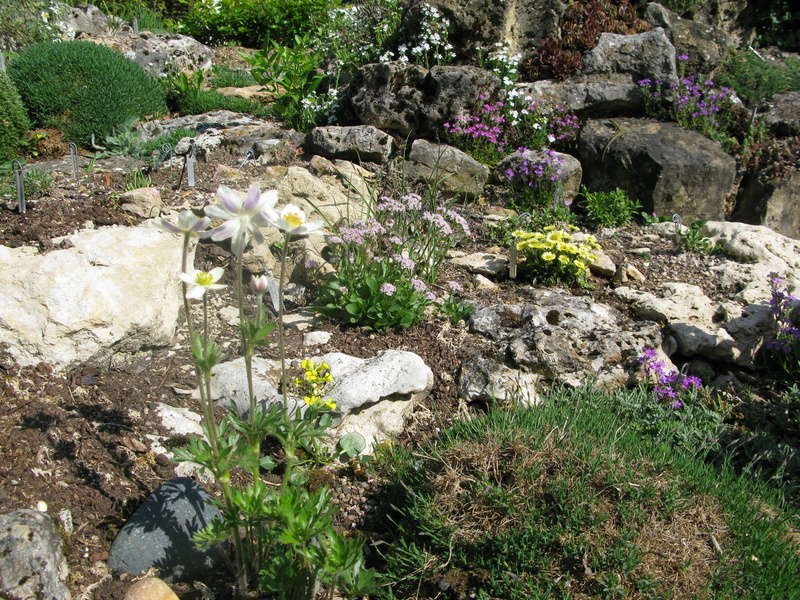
1 1 800 599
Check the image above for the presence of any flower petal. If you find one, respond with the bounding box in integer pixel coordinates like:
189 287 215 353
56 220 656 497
230 227 248 256
185 286 206 300
243 183 261 211
216 185 242 213
210 220 239 242
208 267 225 282
205 204 233 220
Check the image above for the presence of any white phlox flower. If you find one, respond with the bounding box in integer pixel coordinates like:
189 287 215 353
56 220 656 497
179 267 227 300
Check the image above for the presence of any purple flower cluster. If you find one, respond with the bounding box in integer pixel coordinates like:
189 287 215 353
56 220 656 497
337 219 386 244
639 348 703 409
503 147 564 189
637 72 735 126
549 107 581 141
766 274 800 353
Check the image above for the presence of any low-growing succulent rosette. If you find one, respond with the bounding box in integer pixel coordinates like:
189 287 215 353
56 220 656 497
513 225 599 287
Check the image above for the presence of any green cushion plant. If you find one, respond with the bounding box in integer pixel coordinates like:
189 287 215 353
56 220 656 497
8 40 166 147
0 71 30 161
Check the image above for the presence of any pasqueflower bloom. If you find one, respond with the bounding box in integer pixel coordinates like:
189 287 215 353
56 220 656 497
179 267 226 300
206 184 278 256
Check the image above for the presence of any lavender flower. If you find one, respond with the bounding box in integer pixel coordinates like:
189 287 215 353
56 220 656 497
380 282 396 296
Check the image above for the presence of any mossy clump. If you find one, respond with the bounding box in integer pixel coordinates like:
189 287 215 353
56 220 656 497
8 40 166 146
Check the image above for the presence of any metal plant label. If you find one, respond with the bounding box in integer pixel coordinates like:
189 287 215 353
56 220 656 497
186 143 197 188
69 142 79 181
509 239 518 279
12 160 25 214
132 17 139 32
0 50 5 72
238 149 256 169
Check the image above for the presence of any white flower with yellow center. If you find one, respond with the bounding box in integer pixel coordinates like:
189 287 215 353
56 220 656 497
272 204 323 236
179 267 226 300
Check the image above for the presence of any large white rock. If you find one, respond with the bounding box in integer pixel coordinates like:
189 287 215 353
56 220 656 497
0 225 189 371
208 350 434 451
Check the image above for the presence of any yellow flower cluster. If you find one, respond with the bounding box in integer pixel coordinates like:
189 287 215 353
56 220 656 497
293 359 336 410
512 226 601 281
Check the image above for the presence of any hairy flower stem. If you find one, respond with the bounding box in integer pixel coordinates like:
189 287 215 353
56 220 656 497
277 235 289 411
181 235 196 340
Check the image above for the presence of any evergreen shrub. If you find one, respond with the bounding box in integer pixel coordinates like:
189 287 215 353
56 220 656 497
8 41 166 146
0 71 30 161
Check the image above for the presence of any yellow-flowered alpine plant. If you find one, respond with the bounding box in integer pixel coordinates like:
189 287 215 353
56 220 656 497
513 225 600 287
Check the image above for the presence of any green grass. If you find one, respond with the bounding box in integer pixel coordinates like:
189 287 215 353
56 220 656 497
373 386 800 599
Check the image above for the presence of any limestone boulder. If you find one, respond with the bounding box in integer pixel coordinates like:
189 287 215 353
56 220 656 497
306 125 394 164
469 290 667 388
346 62 500 138
459 355 540 406
644 3 734 74
0 225 189 371
734 171 800 240
405 140 489 197
80 31 213 78
578 118 737 222
208 351 433 451
408 0 565 64
581 28 678 84
516 73 644 118
763 92 800 137
692 0 757 48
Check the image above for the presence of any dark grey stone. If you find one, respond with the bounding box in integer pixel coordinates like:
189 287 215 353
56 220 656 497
0 510 70 600
108 477 226 582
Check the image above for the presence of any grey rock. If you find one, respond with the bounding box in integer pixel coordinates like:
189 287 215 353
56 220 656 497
210 357 287 417
405 140 489 197
108 478 225 582
119 187 162 218
459 355 540 406
470 291 666 388
644 3 734 75
582 28 677 83
155 403 203 437
56 2 127 38
0 510 70 600
495 149 581 205
303 330 332 346
589 251 616 277
451 251 508 276
306 125 394 164
79 31 213 78
763 91 800 138
692 0 757 48
346 62 500 137
516 74 644 118
734 171 800 240
409 0 564 65
578 118 737 223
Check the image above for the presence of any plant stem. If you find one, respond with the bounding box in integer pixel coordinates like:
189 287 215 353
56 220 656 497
278 235 289 411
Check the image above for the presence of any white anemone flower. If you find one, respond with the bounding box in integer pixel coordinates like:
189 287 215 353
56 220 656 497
179 267 226 300
154 210 211 238
272 204 323 236
206 184 278 256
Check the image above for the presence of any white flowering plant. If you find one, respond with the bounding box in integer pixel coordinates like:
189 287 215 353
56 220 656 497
379 3 455 68
155 187 376 598
312 193 472 330
513 225 601 288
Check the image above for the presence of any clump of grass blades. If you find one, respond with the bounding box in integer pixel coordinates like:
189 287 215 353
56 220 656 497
373 386 800 599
